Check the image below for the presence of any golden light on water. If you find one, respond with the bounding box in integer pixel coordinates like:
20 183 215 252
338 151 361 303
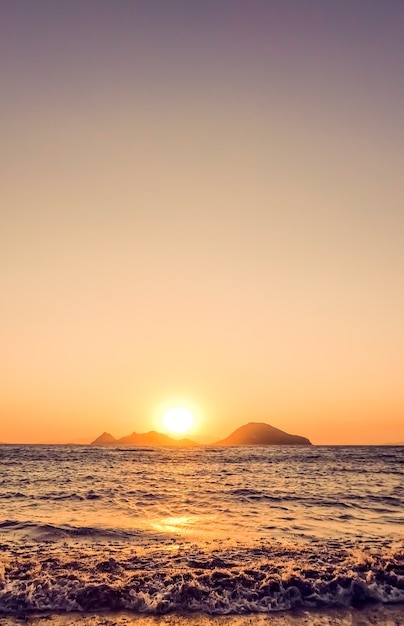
151 515 194 535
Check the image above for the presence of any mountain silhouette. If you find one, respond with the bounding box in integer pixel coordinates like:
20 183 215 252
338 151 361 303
117 430 198 446
91 422 311 447
91 432 117 445
91 430 198 446
214 422 311 446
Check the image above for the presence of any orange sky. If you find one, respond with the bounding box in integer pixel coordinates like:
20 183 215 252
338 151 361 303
1 2 403 445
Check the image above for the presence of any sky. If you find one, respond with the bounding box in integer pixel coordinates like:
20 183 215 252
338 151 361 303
1 0 403 445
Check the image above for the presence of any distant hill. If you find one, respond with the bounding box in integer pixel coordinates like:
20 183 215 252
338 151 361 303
214 422 312 446
91 430 199 446
91 432 117 445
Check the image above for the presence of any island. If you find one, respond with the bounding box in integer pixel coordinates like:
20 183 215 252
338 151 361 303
91 431 199 446
214 422 312 446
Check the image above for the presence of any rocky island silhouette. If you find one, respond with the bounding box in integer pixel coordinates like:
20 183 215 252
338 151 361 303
214 422 312 446
91 422 312 446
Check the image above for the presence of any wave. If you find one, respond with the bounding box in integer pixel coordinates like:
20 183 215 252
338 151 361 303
228 488 403 510
0 542 402 616
0 490 106 502
0 520 137 541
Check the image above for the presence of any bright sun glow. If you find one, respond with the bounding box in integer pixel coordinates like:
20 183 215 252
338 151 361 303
162 407 195 434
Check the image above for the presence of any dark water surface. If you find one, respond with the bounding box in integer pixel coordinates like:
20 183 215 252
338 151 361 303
0 445 403 616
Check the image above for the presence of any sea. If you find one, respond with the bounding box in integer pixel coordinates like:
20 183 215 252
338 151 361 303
0 445 403 624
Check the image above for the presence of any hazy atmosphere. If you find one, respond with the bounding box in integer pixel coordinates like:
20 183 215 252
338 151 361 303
1 1 403 444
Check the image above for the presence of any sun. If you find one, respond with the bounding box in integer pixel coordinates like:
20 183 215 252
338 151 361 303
162 407 195 435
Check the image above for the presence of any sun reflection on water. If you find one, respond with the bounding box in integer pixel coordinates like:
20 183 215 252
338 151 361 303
151 515 195 534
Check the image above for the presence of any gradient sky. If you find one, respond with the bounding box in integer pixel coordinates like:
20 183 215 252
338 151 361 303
1 1 403 444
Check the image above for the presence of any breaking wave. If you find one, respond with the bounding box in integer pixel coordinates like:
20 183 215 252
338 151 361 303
0 542 403 616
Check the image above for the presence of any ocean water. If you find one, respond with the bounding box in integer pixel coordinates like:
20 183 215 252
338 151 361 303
0 445 403 619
